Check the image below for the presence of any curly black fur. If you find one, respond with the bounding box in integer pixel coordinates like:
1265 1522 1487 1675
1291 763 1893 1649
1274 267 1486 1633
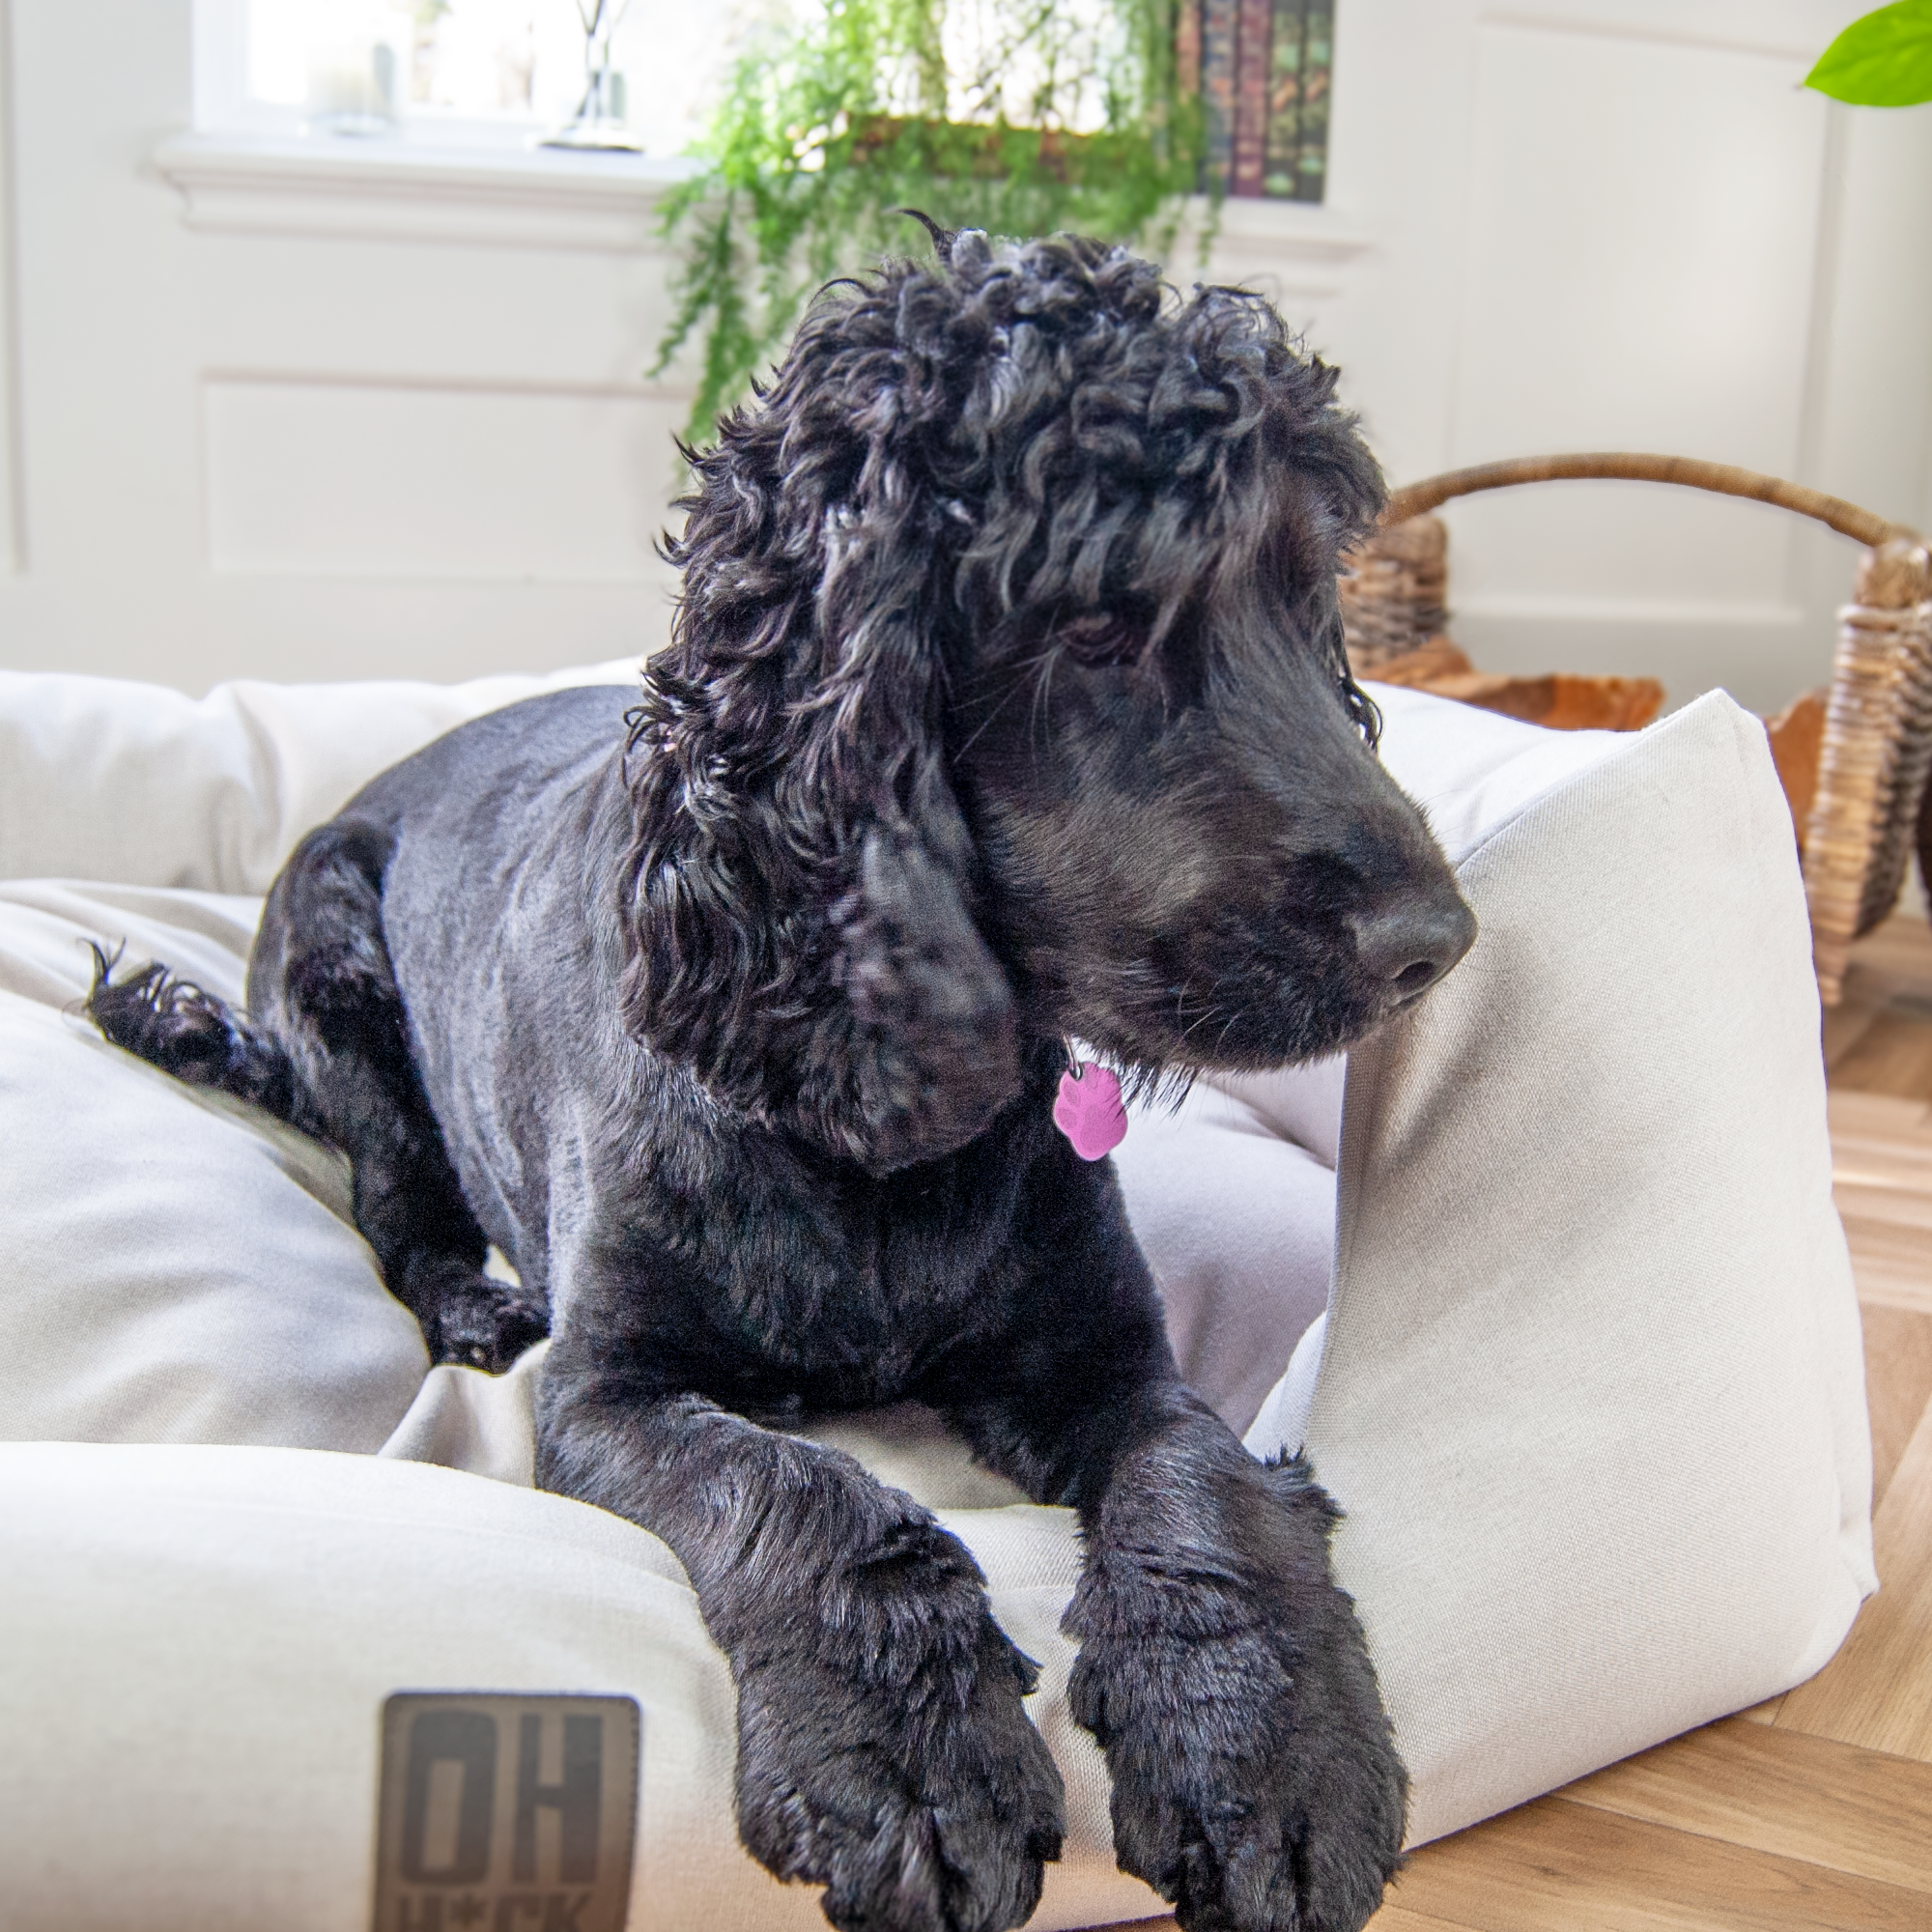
94 229 1477 1932
623 232 1426 1157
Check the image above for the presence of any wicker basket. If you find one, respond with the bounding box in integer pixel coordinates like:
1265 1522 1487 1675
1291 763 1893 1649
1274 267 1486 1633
1337 515 1448 672
1341 454 1932 1005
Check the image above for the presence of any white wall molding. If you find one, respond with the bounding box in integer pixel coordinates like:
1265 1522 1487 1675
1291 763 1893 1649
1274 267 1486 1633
153 132 698 253
1476 10 1823 64
200 367 696 403
1184 195 1378 277
1167 199 1380 306
202 373 694 582
153 133 1379 271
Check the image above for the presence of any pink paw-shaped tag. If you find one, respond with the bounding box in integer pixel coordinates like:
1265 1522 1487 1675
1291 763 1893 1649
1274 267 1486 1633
1053 1061 1127 1160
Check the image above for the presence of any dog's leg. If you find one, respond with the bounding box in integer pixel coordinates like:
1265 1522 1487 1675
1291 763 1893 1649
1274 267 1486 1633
536 1343 1065 1932
938 1239 1406 1932
245 820 548 1371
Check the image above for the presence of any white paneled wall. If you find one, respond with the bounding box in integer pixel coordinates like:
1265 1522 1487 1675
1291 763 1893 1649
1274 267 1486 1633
201 377 687 582
1306 0 1932 713
0 0 692 688
0 0 1925 710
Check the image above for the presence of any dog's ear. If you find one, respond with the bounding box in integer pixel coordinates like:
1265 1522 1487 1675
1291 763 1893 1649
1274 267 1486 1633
621 292 1021 1173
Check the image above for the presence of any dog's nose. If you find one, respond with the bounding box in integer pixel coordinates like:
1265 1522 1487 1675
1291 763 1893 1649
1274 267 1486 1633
1349 894 1477 1003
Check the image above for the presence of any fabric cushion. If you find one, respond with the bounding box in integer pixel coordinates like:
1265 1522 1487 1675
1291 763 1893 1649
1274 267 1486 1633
1278 686 1874 1842
0 666 1872 1924
0 882 426 1451
0 660 640 895
1114 1057 1347 1436
0 1440 1151 1932
0 663 635 1453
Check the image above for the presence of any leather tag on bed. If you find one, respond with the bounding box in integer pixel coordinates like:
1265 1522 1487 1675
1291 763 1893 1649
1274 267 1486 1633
372 1692 640 1932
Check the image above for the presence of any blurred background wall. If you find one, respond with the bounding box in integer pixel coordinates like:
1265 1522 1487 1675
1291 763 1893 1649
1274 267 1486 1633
0 0 1925 708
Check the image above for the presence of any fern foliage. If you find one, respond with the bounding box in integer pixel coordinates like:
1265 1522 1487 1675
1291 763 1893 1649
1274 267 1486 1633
652 0 1206 440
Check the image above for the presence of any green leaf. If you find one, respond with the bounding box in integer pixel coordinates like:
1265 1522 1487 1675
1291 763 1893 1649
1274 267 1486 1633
651 0 1209 443
1805 1 1932 106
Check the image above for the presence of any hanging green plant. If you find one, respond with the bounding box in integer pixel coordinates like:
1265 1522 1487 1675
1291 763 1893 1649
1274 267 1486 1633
651 0 1206 440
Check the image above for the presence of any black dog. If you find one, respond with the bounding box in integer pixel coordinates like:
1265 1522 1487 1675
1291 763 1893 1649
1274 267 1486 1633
93 227 1474 1932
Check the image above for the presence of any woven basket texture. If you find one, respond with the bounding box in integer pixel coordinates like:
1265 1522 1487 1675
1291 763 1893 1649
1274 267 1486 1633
1343 462 1932 1005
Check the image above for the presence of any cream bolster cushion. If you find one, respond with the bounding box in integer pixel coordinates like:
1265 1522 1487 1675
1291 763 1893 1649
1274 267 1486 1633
1287 691 1872 1836
0 669 1873 1924
0 660 643 895
1 1442 1151 1932
0 883 428 1451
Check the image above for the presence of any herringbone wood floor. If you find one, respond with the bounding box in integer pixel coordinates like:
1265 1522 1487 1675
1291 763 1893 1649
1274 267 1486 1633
1132 914 1932 1932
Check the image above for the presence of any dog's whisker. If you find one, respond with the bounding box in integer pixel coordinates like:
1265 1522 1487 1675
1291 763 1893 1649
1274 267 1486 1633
1177 1005 1227 1048
1029 648 1060 761
952 679 1029 760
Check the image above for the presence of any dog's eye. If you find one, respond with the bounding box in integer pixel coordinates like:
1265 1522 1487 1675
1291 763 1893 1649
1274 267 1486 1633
1057 613 1143 668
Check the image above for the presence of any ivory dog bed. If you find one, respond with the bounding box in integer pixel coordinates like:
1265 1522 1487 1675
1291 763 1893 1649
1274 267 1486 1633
0 664 1872 1931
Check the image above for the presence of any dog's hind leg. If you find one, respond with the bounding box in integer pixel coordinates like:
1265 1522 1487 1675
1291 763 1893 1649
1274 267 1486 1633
89 820 547 1372
87 945 305 1122
248 819 548 1370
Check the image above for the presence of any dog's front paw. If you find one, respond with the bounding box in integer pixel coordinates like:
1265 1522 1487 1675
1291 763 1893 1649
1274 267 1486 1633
1072 1615 1404 1932
1068 1468 1406 1932
734 1613 1065 1932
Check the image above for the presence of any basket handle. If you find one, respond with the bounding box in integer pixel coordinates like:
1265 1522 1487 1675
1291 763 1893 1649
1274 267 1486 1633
1383 452 1913 549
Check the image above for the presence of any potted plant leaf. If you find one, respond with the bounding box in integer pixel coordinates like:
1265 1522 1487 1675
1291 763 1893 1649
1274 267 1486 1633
652 0 1205 439
1804 0 1932 106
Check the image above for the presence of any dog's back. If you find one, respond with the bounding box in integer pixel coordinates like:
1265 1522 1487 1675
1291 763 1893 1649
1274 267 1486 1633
325 685 637 1282
90 685 637 1366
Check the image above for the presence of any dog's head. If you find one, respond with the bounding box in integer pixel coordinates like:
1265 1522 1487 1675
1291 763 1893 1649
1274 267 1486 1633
624 227 1473 1173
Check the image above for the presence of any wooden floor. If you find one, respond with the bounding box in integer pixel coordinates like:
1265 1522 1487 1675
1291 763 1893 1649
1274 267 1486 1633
1140 915 1932 1932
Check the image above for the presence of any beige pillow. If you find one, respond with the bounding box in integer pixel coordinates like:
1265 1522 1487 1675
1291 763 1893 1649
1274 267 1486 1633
1113 1060 1345 1437
0 662 637 1455
1296 686 1873 1842
0 1439 1151 1932
0 881 426 1451
0 661 639 895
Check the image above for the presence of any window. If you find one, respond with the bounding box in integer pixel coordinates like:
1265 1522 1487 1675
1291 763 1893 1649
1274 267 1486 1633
193 0 780 157
192 3 1332 205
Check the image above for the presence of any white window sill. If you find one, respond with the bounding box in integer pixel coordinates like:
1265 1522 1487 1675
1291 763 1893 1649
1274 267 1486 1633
153 131 702 253
1194 196 1376 269
152 132 1376 270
